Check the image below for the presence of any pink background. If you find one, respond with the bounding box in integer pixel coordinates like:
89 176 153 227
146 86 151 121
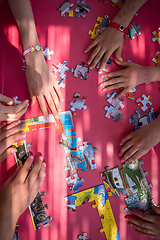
0 0 160 239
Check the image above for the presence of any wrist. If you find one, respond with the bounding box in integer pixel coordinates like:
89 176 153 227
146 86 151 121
109 22 128 34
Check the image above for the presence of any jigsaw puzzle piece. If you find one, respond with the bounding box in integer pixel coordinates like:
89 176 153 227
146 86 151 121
52 61 70 80
57 1 73 17
70 93 87 111
80 141 97 170
71 62 90 80
152 51 160 65
125 23 141 40
127 87 138 100
111 0 125 8
77 232 91 240
75 0 91 18
66 173 84 193
152 28 160 44
88 16 104 39
104 105 123 122
43 46 54 60
136 94 152 111
106 91 124 109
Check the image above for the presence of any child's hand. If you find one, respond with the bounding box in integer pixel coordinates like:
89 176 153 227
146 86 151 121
0 155 46 240
25 51 63 119
84 27 124 70
0 121 26 163
119 118 160 163
99 60 149 99
0 94 29 121
125 203 160 238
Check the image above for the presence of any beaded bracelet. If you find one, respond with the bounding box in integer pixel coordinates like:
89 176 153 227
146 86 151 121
109 22 128 34
23 45 43 57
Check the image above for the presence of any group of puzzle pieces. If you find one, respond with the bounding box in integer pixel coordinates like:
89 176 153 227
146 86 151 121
57 0 92 18
152 28 160 65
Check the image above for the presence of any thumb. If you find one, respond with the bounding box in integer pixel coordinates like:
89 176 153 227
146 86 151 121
115 59 132 68
0 94 14 106
151 203 160 215
29 88 36 106
115 46 123 62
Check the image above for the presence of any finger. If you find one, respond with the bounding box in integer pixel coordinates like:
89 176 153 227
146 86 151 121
46 89 59 116
89 48 105 70
51 74 63 102
30 160 46 202
84 40 98 54
0 122 7 130
128 221 154 236
121 150 142 163
26 156 43 189
115 59 131 67
102 81 125 92
115 88 128 99
99 52 112 71
0 100 29 114
136 230 156 238
101 70 123 79
0 94 14 105
120 133 133 146
0 122 26 141
0 147 17 164
151 203 160 215
37 95 49 119
0 121 19 132
16 156 34 183
119 141 134 158
29 87 36 107
115 46 123 62
130 209 157 223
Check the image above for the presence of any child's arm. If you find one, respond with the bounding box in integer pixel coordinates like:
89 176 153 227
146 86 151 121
99 60 160 99
0 121 26 163
84 0 148 70
125 203 160 238
119 116 160 163
7 0 63 119
0 156 46 240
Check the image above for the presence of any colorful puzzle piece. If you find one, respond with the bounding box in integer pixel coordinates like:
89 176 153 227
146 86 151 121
52 61 70 80
101 160 153 213
70 93 87 111
125 23 141 40
152 28 160 44
97 58 112 74
57 1 73 17
128 110 149 123
133 110 158 131
77 232 91 240
65 184 121 240
75 0 92 18
106 92 124 109
79 141 97 170
104 105 124 122
127 87 138 100
111 0 125 8
136 94 152 111
13 96 22 105
152 51 160 65
66 173 84 193
18 114 56 132
71 62 90 80
13 225 19 240
43 46 54 60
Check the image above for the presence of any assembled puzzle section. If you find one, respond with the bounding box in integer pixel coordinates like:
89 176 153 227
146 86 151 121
104 91 124 122
101 159 153 213
58 111 97 174
13 140 52 230
65 184 121 240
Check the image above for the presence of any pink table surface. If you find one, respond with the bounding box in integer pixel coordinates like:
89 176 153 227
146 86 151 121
0 0 160 239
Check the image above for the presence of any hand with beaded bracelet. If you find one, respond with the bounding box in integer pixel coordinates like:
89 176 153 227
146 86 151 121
8 0 63 119
84 0 148 71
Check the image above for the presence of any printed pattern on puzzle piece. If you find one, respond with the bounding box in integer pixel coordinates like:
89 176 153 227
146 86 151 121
57 1 73 17
152 28 160 44
136 94 152 112
71 62 90 80
75 0 92 18
101 159 153 213
125 23 141 40
52 61 70 80
66 173 84 193
152 51 160 65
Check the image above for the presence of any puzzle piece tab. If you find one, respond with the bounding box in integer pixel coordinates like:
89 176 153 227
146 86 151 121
75 0 91 18
136 94 152 111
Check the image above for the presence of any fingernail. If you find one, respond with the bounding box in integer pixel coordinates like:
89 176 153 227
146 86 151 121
88 61 90 65
22 132 26 137
39 156 43 161
128 222 132 226
27 103 29 107
21 122 26 127
60 98 63 102
125 217 130 220
44 173 46 177
14 121 19 126
1 122 6 127
26 100 29 103
45 115 49 120
11 149 16 154
30 156 34 160
55 114 60 119
99 83 103 87
119 153 121 156
103 88 107 92
43 162 46 168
